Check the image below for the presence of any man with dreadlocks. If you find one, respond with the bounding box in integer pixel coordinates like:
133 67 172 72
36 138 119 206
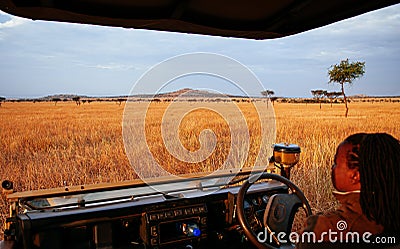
297 133 400 248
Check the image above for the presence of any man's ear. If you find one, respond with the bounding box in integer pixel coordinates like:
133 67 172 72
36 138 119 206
350 169 360 184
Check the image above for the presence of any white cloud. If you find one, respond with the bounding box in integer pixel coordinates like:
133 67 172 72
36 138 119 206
95 64 134 70
313 4 400 36
79 62 136 71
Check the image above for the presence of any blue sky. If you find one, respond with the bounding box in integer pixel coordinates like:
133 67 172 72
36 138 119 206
0 4 399 98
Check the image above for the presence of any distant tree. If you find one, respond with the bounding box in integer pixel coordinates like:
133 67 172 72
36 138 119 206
311 89 327 109
52 97 61 106
0 97 5 107
261 90 275 107
328 59 365 117
72 96 81 106
261 90 275 98
326 91 343 107
270 97 278 105
117 98 126 106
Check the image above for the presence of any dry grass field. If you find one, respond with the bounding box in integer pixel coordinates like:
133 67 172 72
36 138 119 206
1 100 399 238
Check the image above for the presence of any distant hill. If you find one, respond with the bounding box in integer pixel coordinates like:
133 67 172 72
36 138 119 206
34 89 234 101
38 94 88 101
154 88 232 98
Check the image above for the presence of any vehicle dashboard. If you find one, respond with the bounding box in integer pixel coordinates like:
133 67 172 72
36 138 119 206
8 179 287 249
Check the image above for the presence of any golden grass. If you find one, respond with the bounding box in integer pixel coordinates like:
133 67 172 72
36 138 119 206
1 100 399 237
132 101 271 176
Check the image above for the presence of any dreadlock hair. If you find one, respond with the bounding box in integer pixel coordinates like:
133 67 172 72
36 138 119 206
343 133 400 233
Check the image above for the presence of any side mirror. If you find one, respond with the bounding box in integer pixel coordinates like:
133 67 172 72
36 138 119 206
2 180 14 194
269 143 301 180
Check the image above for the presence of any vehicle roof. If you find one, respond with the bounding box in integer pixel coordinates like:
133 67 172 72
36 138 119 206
0 0 399 39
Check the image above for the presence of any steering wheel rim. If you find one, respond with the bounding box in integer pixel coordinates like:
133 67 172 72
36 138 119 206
236 173 312 249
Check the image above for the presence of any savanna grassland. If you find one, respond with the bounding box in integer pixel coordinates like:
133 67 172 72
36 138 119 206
1 100 399 237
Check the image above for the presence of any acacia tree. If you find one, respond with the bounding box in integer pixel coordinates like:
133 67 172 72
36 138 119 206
326 91 343 107
0 97 5 107
261 90 275 107
52 97 61 106
270 97 278 105
117 98 126 106
72 96 81 106
311 89 327 109
328 59 365 117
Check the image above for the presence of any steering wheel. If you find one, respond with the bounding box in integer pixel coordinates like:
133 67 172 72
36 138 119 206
236 173 312 249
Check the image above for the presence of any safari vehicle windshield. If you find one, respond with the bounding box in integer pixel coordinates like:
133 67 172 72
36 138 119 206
0 2 399 249
13 167 277 211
